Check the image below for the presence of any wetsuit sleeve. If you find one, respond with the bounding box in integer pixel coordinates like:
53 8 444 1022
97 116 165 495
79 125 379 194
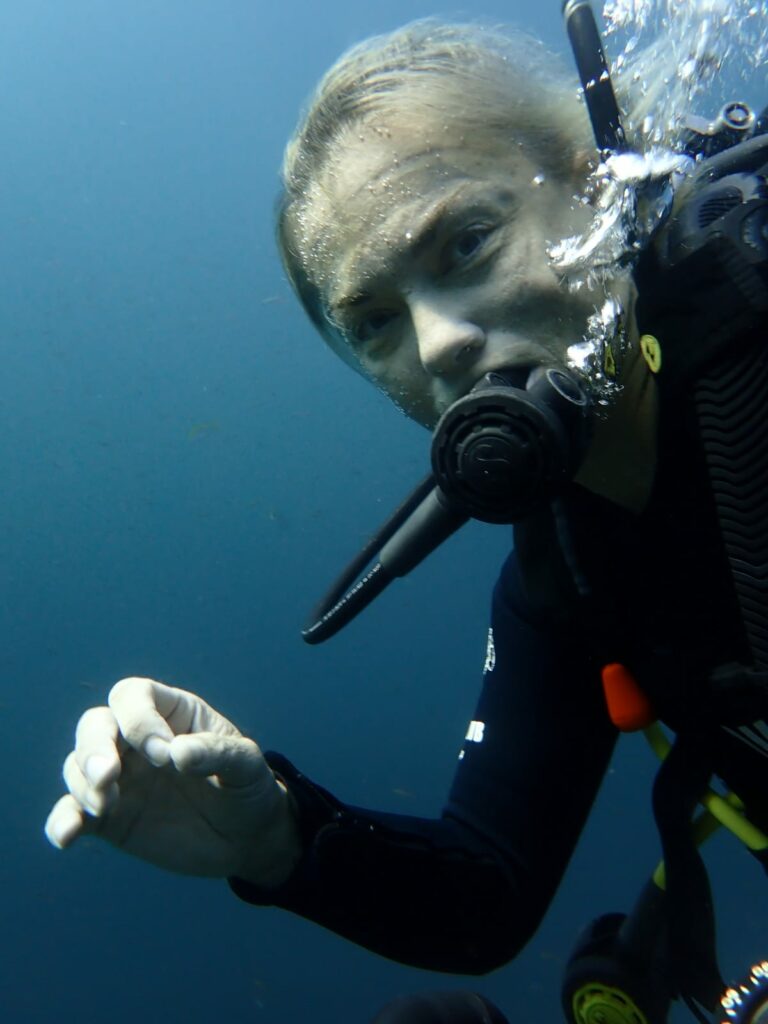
229 550 617 974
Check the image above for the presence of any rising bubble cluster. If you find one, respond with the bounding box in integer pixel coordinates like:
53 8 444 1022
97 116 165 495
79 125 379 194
605 0 768 148
566 295 629 406
554 0 768 405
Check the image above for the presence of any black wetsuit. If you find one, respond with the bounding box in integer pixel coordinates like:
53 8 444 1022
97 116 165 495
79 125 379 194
231 395 767 975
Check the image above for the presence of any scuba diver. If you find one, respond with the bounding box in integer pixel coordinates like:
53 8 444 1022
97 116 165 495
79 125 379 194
44 3 768 1023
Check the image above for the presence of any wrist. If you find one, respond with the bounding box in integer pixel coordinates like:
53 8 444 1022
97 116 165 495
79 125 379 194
235 779 303 889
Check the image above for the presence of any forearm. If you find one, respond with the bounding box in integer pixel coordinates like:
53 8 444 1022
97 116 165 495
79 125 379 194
230 550 617 971
230 754 536 974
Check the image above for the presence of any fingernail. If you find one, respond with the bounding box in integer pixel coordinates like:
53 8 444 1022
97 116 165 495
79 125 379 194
144 735 170 766
178 736 206 768
45 822 64 849
85 754 113 788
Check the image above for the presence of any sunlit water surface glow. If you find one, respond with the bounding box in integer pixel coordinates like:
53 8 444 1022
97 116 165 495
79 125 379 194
552 0 768 405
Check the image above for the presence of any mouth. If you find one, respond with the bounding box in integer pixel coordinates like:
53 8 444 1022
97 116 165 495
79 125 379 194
425 343 567 427
460 348 562 399
473 341 561 379
432 363 534 422
467 364 531 396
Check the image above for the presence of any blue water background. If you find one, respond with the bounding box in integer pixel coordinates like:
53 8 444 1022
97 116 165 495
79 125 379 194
0 2 765 1022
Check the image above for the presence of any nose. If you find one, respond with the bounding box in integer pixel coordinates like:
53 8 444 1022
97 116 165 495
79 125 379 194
410 296 486 376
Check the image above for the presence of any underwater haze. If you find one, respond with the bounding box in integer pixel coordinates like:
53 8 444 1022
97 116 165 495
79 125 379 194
1 2 766 1023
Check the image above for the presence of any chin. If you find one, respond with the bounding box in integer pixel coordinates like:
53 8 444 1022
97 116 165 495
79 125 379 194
410 408 439 431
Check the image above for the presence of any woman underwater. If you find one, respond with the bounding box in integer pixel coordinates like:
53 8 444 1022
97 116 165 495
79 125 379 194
45 16 768 1023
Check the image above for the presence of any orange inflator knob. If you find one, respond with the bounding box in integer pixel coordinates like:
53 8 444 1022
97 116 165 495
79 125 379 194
601 662 656 731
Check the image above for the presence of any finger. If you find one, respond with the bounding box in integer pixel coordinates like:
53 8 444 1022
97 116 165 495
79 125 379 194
45 794 96 849
63 750 119 817
108 677 184 766
170 732 274 791
74 706 122 791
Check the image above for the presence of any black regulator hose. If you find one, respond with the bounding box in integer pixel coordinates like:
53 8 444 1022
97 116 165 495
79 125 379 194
302 475 467 645
562 0 627 154
302 366 591 643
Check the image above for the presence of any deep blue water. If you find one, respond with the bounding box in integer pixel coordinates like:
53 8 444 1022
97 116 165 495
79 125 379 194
1 2 766 1022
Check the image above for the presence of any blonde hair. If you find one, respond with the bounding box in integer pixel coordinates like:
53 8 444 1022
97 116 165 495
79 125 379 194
277 19 594 343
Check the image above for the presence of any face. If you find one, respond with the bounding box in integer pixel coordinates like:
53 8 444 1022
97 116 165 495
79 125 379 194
299 117 599 428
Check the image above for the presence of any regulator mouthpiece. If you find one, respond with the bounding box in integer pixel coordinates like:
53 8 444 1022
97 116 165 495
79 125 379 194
431 365 593 524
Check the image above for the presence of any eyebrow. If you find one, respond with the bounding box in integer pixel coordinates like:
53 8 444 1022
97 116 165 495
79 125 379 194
331 291 372 315
328 181 479 317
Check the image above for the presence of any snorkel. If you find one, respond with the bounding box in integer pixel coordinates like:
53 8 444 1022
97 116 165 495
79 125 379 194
302 1 621 645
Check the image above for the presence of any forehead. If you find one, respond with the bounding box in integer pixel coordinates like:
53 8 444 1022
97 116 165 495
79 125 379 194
294 117 550 294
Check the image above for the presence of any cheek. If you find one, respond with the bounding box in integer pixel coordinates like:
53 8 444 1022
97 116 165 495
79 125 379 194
362 356 438 427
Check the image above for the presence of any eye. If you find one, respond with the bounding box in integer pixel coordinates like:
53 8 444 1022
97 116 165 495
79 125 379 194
354 309 399 343
443 224 493 270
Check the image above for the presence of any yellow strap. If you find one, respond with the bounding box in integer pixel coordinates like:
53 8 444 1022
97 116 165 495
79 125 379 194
645 721 768 891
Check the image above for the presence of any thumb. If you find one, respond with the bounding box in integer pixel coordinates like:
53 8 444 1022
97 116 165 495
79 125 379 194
169 732 273 790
